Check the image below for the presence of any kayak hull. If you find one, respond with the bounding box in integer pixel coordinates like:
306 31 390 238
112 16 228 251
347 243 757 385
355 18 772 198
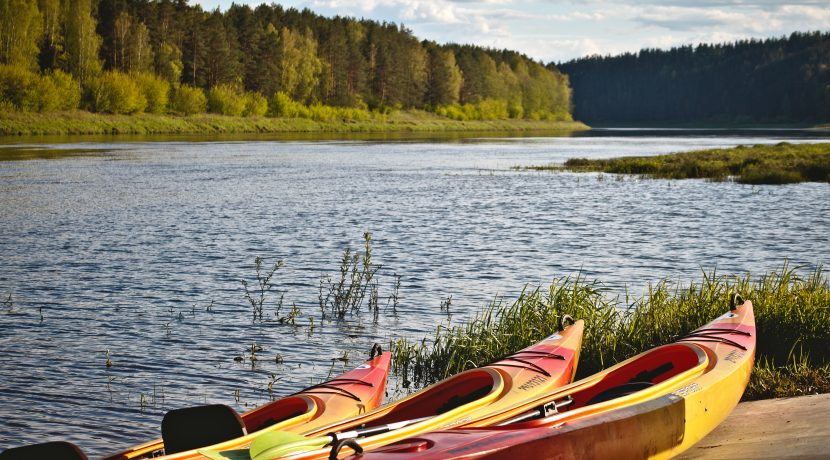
362 301 756 460
271 320 584 460
104 351 391 460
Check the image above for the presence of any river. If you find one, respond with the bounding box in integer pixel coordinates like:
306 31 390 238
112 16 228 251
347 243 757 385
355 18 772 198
1 128 828 456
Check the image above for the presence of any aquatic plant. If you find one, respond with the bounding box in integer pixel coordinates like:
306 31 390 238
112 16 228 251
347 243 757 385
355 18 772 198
318 232 380 319
392 265 830 400
521 142 830 184
241 256 284 322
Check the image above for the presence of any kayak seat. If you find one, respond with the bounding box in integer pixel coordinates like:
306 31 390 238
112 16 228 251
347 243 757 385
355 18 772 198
436 386 492 414
586 381 654 405
0 441 88 460
161 404 247 455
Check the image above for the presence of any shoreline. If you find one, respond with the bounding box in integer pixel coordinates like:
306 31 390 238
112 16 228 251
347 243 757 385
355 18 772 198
0 110 589 137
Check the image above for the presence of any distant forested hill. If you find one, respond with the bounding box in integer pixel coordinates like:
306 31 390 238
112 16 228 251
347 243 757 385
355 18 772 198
556 32 830 125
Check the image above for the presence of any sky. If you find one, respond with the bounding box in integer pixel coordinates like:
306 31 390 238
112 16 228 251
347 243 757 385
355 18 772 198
191 0 830 63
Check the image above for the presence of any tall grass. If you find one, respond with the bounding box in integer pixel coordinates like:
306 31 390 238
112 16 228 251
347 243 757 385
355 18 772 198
523 142 830 184
391 265 830 399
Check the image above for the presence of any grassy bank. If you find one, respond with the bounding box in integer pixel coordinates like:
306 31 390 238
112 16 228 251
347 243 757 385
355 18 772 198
0 110 588 136
391 266 830 401
522 142 830 184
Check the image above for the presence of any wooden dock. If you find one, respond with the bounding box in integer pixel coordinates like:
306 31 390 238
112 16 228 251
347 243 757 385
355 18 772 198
676 393 830 459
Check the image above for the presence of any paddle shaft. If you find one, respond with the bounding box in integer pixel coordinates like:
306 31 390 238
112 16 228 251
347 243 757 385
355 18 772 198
331 416 433 442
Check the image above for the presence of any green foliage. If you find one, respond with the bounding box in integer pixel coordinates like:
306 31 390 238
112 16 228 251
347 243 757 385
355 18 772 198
207 84 246 117
64 0 102 82
171 85 207 115
279 27 322 103
87 70 146 114
550 142 830 184
46 70 81 110
435 98 508 121
243 92 268 117
0 64 79 112
392 265 830 402
156 43 183 85
269 91 372 121
0 0 43 70
133 73 169 114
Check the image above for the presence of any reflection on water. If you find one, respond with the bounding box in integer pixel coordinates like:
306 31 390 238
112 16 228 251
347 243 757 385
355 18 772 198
0 130 828 456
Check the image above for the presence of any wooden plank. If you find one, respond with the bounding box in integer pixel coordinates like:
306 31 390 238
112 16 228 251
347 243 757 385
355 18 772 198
676 394 830 459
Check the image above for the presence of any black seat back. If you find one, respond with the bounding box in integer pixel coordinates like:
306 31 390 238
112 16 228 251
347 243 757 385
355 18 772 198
0 441 88 460
161 404 246 454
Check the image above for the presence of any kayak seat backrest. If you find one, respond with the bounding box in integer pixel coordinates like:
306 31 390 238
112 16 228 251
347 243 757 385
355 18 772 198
0 441 88 460
586 381 654 405
161 404 247 455
572 344 706 409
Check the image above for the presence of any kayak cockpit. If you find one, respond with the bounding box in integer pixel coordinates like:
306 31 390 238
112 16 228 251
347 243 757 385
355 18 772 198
240 395 317 433
570 343 707 409
365 368 502 425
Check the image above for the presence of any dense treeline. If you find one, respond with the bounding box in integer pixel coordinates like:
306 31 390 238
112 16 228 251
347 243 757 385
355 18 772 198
557 32 830 124
0 0 572 121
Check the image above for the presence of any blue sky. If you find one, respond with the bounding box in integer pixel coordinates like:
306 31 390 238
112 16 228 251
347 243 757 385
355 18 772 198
191 0 830 63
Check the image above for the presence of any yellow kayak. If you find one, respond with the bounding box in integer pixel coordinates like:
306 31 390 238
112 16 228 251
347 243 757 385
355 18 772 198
359 295 756 460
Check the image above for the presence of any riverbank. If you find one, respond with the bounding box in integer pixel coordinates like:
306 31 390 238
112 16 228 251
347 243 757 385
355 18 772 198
391 266 830 400
677 393 830 459
0 110 588 136
520 142 830 184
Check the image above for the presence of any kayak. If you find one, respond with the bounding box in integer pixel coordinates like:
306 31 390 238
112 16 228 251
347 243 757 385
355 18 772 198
101 348 391 460
357 296 755 460
204 317 584 460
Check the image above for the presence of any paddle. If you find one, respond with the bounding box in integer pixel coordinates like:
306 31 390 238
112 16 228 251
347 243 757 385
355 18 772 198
199 416 433 460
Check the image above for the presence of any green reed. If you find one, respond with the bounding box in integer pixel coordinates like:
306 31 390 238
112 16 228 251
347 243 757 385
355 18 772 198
521 142 830 184
391 265 830 400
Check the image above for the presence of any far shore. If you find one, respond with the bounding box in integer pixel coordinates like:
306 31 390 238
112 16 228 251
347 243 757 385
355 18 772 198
0 110 589 137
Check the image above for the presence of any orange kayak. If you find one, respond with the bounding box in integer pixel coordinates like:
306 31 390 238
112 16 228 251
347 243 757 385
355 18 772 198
359 296 755 460
101 349 391 460
212 317 583 460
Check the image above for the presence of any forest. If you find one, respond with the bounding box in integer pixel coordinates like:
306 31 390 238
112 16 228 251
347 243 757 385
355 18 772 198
557 31 830 125
0 0 573 122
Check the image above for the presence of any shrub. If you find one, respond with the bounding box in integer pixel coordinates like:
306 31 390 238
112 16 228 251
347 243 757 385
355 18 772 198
0 64 38 111
87 71 147 114
172 85 207 115
477 98 509 120
207 84 245 116
243 92 268 117
0 65 81 112
46 70 81 110
134 73 169 114
269 91 307 118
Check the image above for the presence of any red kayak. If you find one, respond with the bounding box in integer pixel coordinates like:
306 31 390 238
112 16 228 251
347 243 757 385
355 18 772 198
352 296 755 460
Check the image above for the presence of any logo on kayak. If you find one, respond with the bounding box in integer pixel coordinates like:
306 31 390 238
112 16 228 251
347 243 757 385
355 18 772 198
355 364 371 370
519 374 549 391
724 349 745 364
717 312 737 320
672 382 700 397
545 333 562 341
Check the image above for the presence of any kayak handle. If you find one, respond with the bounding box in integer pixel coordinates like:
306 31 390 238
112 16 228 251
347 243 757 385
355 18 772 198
559 315 575 331
329 438 363 460
730 293 744 311
370 343 383 359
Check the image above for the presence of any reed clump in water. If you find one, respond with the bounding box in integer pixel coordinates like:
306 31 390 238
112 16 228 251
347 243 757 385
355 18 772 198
522 142 830 184
391 265 830 400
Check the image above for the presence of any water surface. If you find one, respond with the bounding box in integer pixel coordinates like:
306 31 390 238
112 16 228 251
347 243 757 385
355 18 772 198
1 129 828 456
